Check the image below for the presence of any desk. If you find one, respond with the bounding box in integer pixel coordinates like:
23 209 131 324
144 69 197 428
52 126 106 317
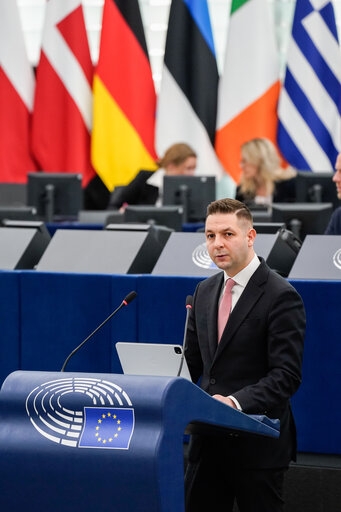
0 272 340 454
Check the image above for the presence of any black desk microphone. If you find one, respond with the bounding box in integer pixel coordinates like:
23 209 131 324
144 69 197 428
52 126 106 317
177 295 193 377
61 291 137 372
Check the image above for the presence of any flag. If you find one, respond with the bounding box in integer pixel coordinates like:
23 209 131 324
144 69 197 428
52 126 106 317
155 0 223 180
31 0 94 186
0 0 37 182
277 0 341 171
91 0 157 192
79 407 134 449
215 0 281 184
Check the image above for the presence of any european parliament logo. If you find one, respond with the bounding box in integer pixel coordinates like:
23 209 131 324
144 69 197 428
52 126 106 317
25 377 135 450
192 243 217 269
333 248 341 270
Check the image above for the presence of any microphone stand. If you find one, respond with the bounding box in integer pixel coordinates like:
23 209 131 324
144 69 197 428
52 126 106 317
61 291 137 372
177 296 192 377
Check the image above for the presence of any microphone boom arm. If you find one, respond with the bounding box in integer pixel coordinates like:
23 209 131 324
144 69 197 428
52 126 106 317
61 291 137 372
177 296 192 377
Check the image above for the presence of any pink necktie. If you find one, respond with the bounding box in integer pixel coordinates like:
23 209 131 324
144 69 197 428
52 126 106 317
217 279 236 342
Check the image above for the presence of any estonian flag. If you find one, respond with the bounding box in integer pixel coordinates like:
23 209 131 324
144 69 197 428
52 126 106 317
155 0 223 181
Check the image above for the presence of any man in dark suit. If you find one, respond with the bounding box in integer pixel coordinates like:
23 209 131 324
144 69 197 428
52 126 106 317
325 152 341 234
185 198 306 512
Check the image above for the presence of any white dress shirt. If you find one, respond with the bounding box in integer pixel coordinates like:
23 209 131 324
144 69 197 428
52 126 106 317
220 253 260 411
146 168 165 206
220 253 261 312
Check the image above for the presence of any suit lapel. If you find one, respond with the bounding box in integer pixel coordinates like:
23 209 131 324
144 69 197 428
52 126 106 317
213 260 269 363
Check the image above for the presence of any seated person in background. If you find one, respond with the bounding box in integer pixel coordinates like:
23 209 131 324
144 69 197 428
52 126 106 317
325 153 341 234
235 138 297 207
108 143 197 209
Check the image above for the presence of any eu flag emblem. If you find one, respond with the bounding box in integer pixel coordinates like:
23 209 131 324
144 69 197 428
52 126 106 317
79 407 134 449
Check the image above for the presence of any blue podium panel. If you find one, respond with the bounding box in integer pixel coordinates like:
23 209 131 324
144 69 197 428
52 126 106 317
136 275 202 343
290 280 341 454
0 272 20 385
20 272 138 374
109 275 139 373
0 371 279 512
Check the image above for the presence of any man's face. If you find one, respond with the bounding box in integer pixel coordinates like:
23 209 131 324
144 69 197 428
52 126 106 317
333 154 341 199
205 212 256 276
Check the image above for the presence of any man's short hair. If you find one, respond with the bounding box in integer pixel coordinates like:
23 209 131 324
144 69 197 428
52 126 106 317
206 198 253 225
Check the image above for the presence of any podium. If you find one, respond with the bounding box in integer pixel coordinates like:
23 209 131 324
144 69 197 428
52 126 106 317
0 371 279 511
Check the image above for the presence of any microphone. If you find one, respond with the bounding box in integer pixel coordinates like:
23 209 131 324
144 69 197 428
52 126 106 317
61 291 137 372
177 295 193 377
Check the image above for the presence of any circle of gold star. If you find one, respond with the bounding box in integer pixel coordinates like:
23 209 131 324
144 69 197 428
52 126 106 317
95 413 122 444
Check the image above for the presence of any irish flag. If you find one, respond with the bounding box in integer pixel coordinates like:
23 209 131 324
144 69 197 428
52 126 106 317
215 0 281 183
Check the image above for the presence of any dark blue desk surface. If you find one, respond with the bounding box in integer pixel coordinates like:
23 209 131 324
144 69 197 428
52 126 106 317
46 221 205 237
46 222 104 236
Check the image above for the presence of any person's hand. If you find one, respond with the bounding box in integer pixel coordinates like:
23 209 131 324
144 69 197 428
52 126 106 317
119 202 129 213
212 395 237 408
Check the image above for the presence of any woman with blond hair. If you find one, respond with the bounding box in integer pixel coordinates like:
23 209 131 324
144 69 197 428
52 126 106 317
236 137 296 206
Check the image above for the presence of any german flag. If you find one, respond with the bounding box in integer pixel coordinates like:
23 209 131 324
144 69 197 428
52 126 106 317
91 0 157 191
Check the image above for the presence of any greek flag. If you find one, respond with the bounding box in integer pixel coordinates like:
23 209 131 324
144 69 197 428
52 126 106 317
278 0 341 170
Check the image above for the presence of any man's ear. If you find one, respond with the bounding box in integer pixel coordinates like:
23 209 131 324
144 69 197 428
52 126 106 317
247 228 256 247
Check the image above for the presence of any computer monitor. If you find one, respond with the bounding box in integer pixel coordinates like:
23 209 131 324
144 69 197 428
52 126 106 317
27 172 83 222
124 205 183 231
271 202 333 240
0 206 37 222
163 175 216 222
0 220 51 270
1 219 51 242
0 183 27 206
265 228 302 277
253 222 285 234
295 171 339 209
250 206 272 223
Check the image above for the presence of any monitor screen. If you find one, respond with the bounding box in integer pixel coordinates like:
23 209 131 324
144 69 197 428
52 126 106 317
163 175 216 222
124 205 183 231
253 222 285 234
27 172 83 222
0 183 27 206
1 219 51 241
250 206 272 223
295 171 339 209
271 202 333 240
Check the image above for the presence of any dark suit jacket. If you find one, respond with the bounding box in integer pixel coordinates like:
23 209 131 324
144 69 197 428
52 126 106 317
185 257 305 469
325 206 341 235
107 170 158 209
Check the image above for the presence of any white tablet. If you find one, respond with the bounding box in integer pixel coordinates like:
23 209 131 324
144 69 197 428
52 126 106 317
116 342 192 381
